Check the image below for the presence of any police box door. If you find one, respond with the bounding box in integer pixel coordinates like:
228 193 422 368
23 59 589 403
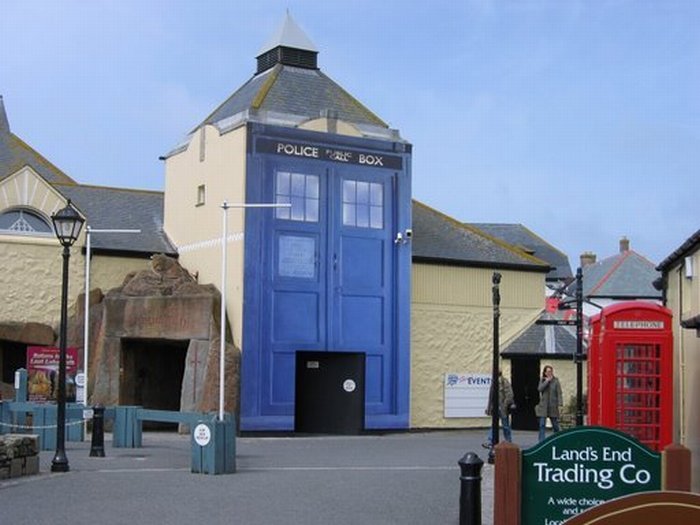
260 159 395 422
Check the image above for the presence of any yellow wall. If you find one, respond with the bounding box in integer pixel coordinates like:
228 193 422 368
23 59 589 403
0 165 162 334
164 124 247 347
663 249 700 491
410 263 545 428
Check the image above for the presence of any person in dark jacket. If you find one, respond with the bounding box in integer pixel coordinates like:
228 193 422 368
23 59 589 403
482 371 515 448
535 365 563 442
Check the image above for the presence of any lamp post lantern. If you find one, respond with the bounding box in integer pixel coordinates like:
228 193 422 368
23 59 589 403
50 199 84 472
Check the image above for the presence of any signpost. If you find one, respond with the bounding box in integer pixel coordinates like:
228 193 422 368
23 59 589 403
521 427 661 525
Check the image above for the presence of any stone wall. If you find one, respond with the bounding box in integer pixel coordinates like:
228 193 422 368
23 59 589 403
0 434 40 479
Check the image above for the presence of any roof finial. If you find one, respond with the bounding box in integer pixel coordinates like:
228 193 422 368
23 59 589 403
0 95 10 135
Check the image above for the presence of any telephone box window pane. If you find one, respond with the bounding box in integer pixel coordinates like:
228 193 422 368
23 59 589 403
343 180 355 203
342 179 383 229
356 182 369 204
343 203 355 225
370 183 383 205
305 198 319 222
275 171 319 223
291 173 306 196
356 204 369 228
277 171 290 195
291 196 305 221
307 176 319 198
278 235 316 279
276 195 291 220
370 206 383 229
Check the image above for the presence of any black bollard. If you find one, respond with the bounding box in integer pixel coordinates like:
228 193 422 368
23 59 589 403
458 452 483 525
89 404 106 457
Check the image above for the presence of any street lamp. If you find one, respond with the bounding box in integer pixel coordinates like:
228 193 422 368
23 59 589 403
51 199 84 472
488 272 502 465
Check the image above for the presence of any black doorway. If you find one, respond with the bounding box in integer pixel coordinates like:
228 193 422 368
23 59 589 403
120 338 188 430
295 351 365 434
510 357 540 430
0 340 27 384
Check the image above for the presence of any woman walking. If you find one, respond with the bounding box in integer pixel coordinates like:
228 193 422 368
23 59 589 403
536 365 563 442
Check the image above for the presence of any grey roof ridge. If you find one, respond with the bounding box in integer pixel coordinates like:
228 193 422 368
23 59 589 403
470 221 570 260
414 199 551 270
192 65 279 135
50 180 164 195
315 69 388 128
3 133 76 184
516 223 571 260
657 228 700 271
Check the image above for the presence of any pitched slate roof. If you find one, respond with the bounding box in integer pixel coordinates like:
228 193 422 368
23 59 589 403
470 223 572 282
52 183 176 256
501 314 578 357
657 228 700 272
412 201 550 272
567 249 661 300
0 96 76 185
201 64 387 130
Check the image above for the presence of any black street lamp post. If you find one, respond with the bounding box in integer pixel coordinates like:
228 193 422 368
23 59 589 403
50 199 84 473
575 267 584 426
488 272 502 465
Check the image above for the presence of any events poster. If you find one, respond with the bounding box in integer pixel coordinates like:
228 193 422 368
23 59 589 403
26 346 79 403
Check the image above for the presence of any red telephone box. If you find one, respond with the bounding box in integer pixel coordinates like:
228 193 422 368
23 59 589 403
587 301 673 451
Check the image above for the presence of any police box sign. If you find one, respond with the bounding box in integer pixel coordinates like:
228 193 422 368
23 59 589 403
521 427 660 525
257 138 403 170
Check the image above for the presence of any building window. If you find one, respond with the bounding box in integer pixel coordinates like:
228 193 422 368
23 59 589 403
197 185 206 206
275 171 319 222
342 180 383 229
0 208 53 235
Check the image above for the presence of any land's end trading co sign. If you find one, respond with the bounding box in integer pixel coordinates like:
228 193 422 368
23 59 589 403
257 138 404 170
521 427 660 525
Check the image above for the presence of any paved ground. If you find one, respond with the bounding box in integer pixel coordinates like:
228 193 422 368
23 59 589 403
0 429 538 525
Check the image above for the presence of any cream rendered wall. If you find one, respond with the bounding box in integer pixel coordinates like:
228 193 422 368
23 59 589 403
0 167 86 327
298 118 363 137
0 166 155 333
88 255 152 292
664 249 700 491
411 263 545 428
164 125 247 348
0 236 84 326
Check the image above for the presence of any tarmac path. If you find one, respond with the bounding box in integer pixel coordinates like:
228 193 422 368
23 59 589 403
0 429 538 525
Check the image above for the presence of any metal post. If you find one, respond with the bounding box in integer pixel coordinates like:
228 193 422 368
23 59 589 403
51 244 71 472
89 404 105 457
83 227 139 411
575 267 584 426
488 272 502 464
217 202 288 422
219 201 230 422
458 452 483 525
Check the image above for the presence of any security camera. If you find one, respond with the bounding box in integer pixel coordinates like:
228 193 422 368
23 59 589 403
404 229 413 239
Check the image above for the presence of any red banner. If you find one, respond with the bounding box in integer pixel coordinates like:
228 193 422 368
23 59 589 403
26 346 79 403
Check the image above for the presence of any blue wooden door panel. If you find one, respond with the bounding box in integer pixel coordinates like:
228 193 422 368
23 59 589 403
332 168 394 417
260 159 326 416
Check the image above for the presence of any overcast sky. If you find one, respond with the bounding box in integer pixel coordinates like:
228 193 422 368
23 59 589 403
2 1 698 266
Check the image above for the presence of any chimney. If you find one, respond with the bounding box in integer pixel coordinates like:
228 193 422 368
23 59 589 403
580 251 597 267
619 236 630 253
